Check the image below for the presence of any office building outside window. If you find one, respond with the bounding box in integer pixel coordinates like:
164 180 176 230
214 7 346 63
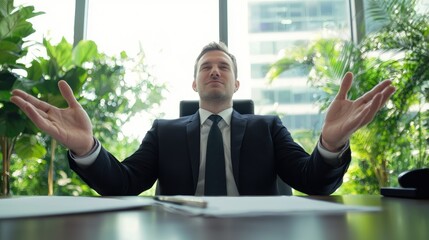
229 0 351 132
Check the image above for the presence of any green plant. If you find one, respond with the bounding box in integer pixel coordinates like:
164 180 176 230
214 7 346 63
8 37 166 196
2 0 166 196
266 0 429 193
0 0 43 195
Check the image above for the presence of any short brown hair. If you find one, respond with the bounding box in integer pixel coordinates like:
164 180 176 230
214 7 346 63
193 42 238 80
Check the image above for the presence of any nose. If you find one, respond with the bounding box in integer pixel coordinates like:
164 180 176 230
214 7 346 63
210 66 220 78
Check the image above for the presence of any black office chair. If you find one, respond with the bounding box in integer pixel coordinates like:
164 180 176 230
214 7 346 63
180 99 255 116
179 99 293 196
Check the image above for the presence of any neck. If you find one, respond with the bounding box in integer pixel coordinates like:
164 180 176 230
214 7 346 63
199 99 232 114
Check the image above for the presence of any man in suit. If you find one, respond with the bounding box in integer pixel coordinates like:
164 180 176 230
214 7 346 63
10 42 395 196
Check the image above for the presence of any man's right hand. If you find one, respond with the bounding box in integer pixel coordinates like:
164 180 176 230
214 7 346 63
10 80 94 156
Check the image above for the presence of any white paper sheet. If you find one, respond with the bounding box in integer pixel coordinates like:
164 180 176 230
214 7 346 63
0 196 153 219
0 195 380 219
157 196 380 217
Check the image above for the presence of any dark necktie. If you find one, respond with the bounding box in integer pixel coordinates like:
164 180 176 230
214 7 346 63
204 115 227 195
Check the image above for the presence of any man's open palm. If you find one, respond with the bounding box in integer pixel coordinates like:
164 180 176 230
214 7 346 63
10 80 94 156
321 72 396 151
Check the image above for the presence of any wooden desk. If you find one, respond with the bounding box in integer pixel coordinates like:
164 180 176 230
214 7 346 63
0 195 428 240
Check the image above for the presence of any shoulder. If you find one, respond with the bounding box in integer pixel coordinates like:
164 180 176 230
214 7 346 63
234 112 281 122
156 115 192 124
233 112 284 129
153 114 197 127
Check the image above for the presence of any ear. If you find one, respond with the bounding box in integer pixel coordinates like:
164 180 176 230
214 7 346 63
192 80 197 92
234 79 240 92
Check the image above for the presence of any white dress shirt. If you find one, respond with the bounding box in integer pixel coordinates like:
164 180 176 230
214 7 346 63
194 108 239 196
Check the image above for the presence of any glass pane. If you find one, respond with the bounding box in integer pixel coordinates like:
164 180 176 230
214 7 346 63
228 0 351 131
86 0 219 136
14 0 75 51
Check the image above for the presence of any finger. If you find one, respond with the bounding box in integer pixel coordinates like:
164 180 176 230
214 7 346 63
356 79 392 105
377 85 396 109
354 93 383 128
58 80 80 108
341 92 383 135
11 89 52 113
335 72 353 100
10 95 52 131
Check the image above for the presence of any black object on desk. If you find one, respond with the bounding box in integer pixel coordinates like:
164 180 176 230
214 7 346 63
381 168 429 199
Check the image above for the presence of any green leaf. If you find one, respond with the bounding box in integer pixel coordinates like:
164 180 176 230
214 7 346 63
35 78 61 95
0 49 20 64
15 5 44 21
72 40 98 66
43 37 73 70
62 66 87 93
47 58 60 80
26 59 43 81
0 40 22 64
14 135 47 160
12 76 40 92
0 90 11 101
2 5 41 40
46 93 67 108
0 40 20 51
0 0 13 17
0 103 26 137
0 70 18 90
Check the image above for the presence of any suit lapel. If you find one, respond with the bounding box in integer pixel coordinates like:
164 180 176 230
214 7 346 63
186 112 201 192
230 111 247 189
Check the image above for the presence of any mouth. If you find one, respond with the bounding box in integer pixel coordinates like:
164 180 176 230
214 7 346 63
207 80 223 86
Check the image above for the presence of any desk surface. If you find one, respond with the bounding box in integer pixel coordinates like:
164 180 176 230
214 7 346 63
0 195 428 240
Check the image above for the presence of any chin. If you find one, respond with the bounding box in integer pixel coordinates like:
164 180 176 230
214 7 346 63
202 93 228 101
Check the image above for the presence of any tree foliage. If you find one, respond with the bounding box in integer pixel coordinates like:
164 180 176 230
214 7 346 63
1 0 166 196
267 0 429 194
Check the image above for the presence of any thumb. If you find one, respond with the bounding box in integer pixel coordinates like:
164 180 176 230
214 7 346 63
335 72 353 100
58 80 80 108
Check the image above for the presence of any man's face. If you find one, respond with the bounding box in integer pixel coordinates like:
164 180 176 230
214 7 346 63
192 50 239 102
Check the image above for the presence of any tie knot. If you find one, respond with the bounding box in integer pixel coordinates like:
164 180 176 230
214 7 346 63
209 115 222 125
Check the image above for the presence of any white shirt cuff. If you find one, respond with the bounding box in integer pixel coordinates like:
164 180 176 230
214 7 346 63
317 139 349 167
68 138 101 168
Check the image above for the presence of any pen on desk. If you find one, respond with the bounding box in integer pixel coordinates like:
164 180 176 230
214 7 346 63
153 196 208 208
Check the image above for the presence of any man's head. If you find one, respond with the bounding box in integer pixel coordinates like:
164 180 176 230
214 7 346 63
192 42 240 110
193 42 238 80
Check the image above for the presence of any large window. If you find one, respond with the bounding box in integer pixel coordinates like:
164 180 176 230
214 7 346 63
86 0 219 116
229 0 351 131
18 0 353 133
248 1 348 33
14 0 75 53
85 0 219 136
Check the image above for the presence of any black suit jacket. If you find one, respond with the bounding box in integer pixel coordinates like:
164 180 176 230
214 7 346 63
69 110 351 196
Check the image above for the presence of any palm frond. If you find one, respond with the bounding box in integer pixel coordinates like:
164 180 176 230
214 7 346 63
365 0 418 33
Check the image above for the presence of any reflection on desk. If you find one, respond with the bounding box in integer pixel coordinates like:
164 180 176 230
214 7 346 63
0 195 428 240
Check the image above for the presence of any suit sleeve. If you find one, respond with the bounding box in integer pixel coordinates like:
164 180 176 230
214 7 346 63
273 116 351 195
68 121 160 196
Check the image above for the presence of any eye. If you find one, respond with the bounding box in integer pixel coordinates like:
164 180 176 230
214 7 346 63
200 65 211 71
219 65 230 70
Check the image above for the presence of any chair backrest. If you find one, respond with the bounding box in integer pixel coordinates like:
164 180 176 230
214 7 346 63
180 99 255 117
178 99 292 196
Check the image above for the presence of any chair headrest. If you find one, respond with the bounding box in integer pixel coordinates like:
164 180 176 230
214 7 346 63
179 99 255 117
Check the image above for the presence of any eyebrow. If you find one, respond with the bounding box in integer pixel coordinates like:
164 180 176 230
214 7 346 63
200 60 231 68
